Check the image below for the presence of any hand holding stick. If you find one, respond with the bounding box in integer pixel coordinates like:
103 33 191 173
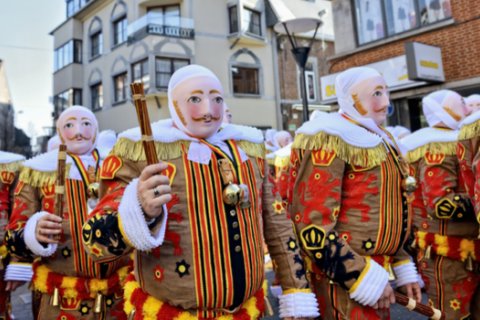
53 144 67 240
394 292 444 320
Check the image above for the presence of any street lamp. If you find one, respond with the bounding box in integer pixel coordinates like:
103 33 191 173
274 18 322 122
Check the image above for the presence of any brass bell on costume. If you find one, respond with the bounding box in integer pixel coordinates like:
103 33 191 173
402 175 418 193
94 293 103 313
387 264 396 281
466 255 474 272
223 183 242 206
87 182 100 199
425 245 432 260
52 287 60 307
128 309 136 320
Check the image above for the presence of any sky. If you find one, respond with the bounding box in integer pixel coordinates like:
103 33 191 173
0 0 65 139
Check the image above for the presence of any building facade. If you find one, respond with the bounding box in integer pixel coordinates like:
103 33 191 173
51 0 335 133
324 0 480 130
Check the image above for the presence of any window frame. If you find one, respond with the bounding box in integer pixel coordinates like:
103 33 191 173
90 30 103 59
90 82 103 112
154 57 190 90
228 5 239 34
54 39 82 72
112 15 127 47
147 4 181 27
231 65 260 96
353 0 453 46
243 6 262 37
131 58 150 92
113 72 127 104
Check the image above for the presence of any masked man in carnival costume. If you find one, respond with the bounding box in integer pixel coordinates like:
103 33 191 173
402 90 479 319
288 67 422 319
5 106 130 320
81 64 319 319
0 151 26 320
456 92 480 320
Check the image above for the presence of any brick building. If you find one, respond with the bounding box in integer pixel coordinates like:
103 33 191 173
323 0 480 130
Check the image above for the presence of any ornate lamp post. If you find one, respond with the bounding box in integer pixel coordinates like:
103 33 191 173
274 18 322 122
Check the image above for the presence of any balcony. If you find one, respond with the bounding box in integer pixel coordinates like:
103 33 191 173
127 12 195 43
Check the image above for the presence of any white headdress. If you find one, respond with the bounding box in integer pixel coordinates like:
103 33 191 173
422 90 462 129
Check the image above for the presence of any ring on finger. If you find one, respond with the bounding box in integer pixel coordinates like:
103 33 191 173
153 186 161 197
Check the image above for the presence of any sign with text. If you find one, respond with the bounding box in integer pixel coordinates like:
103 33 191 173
405 42 445 82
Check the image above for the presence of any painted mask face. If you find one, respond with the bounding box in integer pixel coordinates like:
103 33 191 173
443 92 467 122
58 109 96 154
466 97 480 115
350 75 390 126
172 75 224 138
223 105 232 124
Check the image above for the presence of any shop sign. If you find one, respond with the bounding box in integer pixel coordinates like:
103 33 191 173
405 42 445 82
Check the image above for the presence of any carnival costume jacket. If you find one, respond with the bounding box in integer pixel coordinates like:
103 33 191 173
289 112 418 319
5 147 131 320
403 126 479 319
0 151 25 320
82 120 317 319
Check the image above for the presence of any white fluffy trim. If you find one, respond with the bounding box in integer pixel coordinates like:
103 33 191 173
349 258 389 307
4 262 33 281
278 292 320 318
24 211 58 257
296 112 383 148
400 127 458 153
392 261 419 288
118 178 168 251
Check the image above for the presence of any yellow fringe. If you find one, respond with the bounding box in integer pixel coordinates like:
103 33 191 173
111 138 188 162
236 141 266 158
459 118 480 140
405 142 457 163
111 138 266 162
18 165 71 188
0 160 22 173
274 155 290 169
292 132 386 167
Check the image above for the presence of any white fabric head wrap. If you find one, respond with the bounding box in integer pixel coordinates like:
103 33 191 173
56 105 99 153
167 64 223 135
422 90 462 129
335 67 392 143
466 94 480 106
47 134 61 151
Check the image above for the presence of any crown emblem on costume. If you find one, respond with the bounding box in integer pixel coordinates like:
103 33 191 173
41 184 55 197
163 162 177 186
424 151 445 165
0 171 14 184
100 155 123 180
311 148 336 166
300 225 326 250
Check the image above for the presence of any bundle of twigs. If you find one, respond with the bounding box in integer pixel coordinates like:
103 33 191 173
394 292 444 320
54 144 67 240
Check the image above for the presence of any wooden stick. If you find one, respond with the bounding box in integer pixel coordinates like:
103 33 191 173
394 292 444 320
130 83 159 165
54 144 67 240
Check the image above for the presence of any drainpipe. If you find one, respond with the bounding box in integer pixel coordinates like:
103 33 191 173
271 31 283 130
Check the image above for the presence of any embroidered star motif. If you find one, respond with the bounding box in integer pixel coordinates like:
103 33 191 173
61 247 71 258
175 260 190 278
79 302 91 315
286 237 298 252
362 238 375 252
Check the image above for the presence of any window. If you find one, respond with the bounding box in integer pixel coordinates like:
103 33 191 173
243 7 261 36
90 31 103 58
148 5 180 27
113 73 127 103
113 16 127 46
66 0 89 18
228 6 238 33
54 40 82 71
232 66 259 95
155 58 189 89
54 89 82 115
355 0 452 45
305 73 317 102
132 59 150 92
90 83 103 111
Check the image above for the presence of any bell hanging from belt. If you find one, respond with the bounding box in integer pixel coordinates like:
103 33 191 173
94 292 103 314
466 255 474 272
402 175 418 193
410 237 417 249
387 263 396 281
425 245 432 260
87 182 100 199
52 287 60 307
128 309 136 320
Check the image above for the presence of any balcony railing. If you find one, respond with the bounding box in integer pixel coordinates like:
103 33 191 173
127 12 195 42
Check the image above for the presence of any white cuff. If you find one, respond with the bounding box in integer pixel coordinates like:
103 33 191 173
24 211 58 257
4 263 33 281
349 259 389 307
393 261 419 288
118 178 168 251
278 292 320 318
